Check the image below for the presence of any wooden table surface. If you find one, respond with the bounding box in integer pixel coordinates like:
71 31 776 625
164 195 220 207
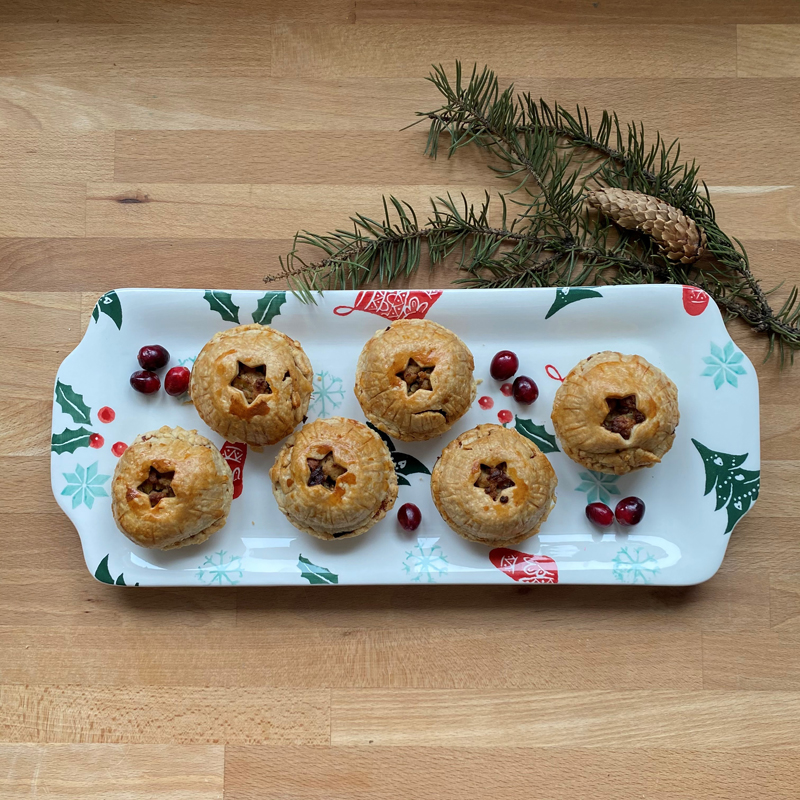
2 1 800 797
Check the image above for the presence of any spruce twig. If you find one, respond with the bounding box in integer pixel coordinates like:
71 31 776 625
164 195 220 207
269 62 800 364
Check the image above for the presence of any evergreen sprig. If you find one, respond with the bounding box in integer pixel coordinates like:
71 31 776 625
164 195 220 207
269 62 800 363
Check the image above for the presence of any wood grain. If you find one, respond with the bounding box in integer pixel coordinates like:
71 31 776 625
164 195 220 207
224 747 800 799
1 3 799 798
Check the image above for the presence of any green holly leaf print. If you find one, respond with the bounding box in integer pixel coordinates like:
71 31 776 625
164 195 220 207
55 380 92 425
545 287 603 319
203 290 240 323
252 291 286 325
92 291 123 330
51 426 93 454
366 421 396 453
396 474 411 486
298 554 339 585
514 417 560 454
392 452 431 478
94 554 138 586
692 439 760 534
94 555 114 584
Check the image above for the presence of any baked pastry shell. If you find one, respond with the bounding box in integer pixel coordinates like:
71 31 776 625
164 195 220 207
191 323 313 447
111 426 233 550
551 351 679 475
354 319 476 442
431 423 558 546
270 416 398 541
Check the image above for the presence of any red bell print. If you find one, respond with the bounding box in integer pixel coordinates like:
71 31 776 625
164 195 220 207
490 547 558 584
220 441 247 499
333 290 443 321
682 286 709 316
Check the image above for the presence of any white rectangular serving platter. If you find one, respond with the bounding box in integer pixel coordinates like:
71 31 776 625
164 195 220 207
51 285 760 587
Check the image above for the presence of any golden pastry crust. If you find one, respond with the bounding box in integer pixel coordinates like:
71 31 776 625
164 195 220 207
111 426 233 550
551 351 679 475
430 424 557 546
191 323 313 447
354 319 476 442
270 417 398 541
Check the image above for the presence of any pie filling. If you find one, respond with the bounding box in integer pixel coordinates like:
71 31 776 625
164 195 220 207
602 395 646 440
307 451 348 491
138 467 176 507
397 358 435 394
231 362 271 404
474 462 515 503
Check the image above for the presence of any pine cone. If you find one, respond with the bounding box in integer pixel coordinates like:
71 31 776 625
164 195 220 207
586 188 706 265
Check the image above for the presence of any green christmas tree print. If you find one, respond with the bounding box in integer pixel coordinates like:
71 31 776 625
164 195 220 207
692 439 760 534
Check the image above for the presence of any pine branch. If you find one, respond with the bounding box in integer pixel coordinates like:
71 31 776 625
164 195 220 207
269 62 800 364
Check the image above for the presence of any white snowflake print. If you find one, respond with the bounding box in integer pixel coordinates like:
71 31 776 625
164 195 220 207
612 547 660 584
310 370 345 418
196 550 244 586
403 538 449 583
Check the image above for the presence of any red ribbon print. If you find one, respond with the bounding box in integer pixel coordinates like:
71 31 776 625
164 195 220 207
490 547 559 584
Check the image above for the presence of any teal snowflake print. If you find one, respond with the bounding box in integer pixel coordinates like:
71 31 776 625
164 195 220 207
177 356 196 367
575 470 621 505
403 540 449 583
310 370 345 418
61 462 111 510
612 547 660 584
702 341 746 389
196 550 243 586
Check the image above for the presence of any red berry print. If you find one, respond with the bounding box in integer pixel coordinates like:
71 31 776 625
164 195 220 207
615 496 646 526
478 395 494 410
682 286 709 316
89 433 104 449
545 365 565 382
497 409 513 424
585 502 614 527
111 441 128 457
98 406 115 423
397 503 422 531
500 383 513 396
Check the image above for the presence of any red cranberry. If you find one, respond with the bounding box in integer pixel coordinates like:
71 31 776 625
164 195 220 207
512 376 539 404
615 496 646 526
111 441 128 457
130 370 161 394
89 433 104 449
500 382 513 396
137 345 170 371
164 366 191 396
397 503 422 531
585 502 614 527
490 350 519 381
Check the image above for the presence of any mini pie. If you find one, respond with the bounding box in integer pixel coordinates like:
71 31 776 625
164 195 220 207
551 351 679 475
191 323 314 447
354 319 476 442
111 426 233 550
431 424 558 546
270 417 398 541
